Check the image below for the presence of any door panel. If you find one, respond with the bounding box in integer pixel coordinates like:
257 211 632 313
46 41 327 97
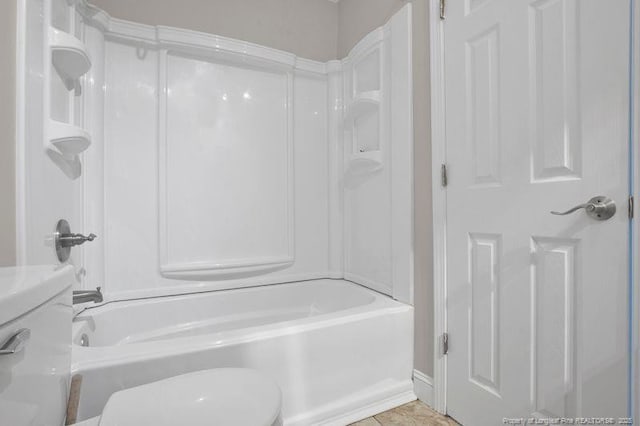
444 0 631 424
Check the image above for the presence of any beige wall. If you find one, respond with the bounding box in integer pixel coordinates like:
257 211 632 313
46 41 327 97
338 0 434 377
337 0 405 58
0 0 17 267
410 0 434 378
90 0 339 62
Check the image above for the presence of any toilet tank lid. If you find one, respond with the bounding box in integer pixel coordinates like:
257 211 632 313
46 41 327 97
0 265 74 326
99 368 282 426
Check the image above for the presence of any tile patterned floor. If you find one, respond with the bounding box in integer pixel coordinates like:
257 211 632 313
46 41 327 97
349 400 459 426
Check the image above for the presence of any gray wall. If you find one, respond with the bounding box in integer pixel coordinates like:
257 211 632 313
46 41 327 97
0 0 17 267
337 0 405 58
338 0 434 377
90 0 339 62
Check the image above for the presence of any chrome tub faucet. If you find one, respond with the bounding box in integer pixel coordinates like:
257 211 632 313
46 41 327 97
73 287 103 304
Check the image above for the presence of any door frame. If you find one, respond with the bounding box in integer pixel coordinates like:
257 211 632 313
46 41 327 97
429 0 640 416
428 0 447 414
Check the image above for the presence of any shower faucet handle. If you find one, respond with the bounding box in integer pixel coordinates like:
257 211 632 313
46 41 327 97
55 219 97 263
57 232 97 248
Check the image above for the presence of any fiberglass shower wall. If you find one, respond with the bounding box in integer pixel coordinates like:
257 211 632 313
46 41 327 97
70 2 413 303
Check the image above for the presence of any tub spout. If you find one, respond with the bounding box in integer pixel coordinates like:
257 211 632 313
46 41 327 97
73 287 103 304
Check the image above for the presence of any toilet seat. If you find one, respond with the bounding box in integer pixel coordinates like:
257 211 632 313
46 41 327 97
78 368 282 426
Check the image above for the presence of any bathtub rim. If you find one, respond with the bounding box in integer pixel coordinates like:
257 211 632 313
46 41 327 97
73 277 387 318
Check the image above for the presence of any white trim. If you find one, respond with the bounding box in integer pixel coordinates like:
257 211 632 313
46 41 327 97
76 3 328 75
106 17 156 45
390 3 414 305
413 369 434 407
295 57 328 75
311 384 416 426
15 0 27 265
429 0 448 415
157 25 297 68
327 61 345 278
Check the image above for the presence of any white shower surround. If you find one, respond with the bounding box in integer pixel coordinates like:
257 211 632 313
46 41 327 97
77 2 413 303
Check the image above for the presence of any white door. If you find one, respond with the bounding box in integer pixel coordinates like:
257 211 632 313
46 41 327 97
444 0 631 424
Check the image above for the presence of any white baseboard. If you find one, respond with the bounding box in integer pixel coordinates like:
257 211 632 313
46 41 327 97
286 380 416 426
323 389 417 426
413 369 434 408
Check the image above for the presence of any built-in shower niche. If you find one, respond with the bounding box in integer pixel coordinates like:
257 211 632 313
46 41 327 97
50 27 91 87
342 6 412 302
46 0 92 179
343 30 386 176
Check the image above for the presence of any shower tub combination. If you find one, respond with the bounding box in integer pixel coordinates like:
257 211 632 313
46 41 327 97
71 279 415 425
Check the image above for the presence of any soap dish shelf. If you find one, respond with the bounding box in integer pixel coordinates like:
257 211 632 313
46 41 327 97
343 91 380 123
48 120 91 156
49 27 91 83
347 151 383 175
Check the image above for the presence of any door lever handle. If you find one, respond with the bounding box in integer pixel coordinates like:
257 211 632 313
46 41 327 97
551 203 593 216
551 196 616 220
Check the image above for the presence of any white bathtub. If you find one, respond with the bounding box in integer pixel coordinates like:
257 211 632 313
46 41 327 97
71 279 415 425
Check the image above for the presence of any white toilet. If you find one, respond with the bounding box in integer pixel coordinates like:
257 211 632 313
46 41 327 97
75 368 283 426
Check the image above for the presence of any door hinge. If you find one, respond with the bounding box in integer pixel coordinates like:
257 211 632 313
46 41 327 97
441 164 448 187
440 0 446 20
629 196 635 219
441 333 449 355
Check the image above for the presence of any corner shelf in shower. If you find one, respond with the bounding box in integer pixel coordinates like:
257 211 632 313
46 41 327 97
347 151 383 175
49 27 91 82
343 91 380 123
48 120 91 156
344 91 383 175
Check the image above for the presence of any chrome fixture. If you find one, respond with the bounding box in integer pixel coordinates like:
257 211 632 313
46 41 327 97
73 287 103 305
0 328 31 356
55 219 97 262
551 196 616 220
